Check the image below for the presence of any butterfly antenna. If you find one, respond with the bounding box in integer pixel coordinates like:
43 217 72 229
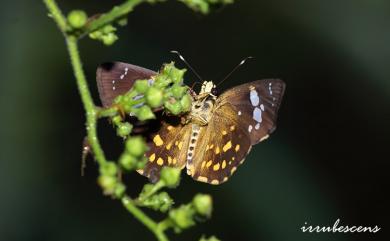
216 56 254 86
170 50 203 81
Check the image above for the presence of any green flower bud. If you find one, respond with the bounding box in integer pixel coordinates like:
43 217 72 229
102 32 118 46
114 183 126 198
169 205 195 230
99 162 118 176
117 17 128 26
165 101 182 115
119 153 137 170
157 192 174 212
171 85 187 99
134 80 149 93
102 24 116 34
111 115 122 125
125 136 147 157
193 194 212 217
145 87 163 108
154 75 172 88
140 191 173 212
137 105 155 121
98 175 117 193
89 30 102 39
199 235 220 241
67 10 87 29
117 122 133 137
113 95 124 104
160 167 181 188
136 156 148 169
180 94 192 112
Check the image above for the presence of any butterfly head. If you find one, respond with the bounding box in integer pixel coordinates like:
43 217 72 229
200 81 216 96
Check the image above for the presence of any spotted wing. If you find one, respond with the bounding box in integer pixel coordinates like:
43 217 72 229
187 110 252 185
96 62 156 107
217 79 285 144
137 115 192 183
188 79 285 184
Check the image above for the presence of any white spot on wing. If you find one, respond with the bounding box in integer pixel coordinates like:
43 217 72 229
250 89 260 106
268 83 273 95
255 123 260 130
238 111 242 116
260 104 265 111
248 125 253 132
253 107 262 123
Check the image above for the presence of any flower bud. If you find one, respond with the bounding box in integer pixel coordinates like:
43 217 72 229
180 94 192 112
160 167 181 188
193 194 212 217
169 205 195 230
145 87 163 108
134 79 149 93
119 153 137 170
114 183 126 198
98 175 117 194
165 101 182 115
102 32 118 46
171 86 187 99
67 10 87 29
137 105 155 121
117 122 133 137
125 136 147 157
99 162 118 176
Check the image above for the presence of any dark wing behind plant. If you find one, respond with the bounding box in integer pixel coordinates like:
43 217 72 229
96 62 156 107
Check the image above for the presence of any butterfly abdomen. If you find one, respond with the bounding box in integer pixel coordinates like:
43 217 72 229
186 124 201 175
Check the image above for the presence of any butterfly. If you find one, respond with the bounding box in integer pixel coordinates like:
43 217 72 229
97 62 285 185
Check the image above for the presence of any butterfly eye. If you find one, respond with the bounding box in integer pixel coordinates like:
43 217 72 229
194 104 201 109
211 89 218 95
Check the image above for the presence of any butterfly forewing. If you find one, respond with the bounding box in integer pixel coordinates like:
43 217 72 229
188 79 285 184
217 79 286 144
96 62 156 107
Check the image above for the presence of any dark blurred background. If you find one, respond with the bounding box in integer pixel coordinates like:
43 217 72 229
0 1 389 241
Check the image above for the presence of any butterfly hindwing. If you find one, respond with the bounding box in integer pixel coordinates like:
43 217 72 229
137 115 192 183
96 62 156 107
217 79 286 144
188 107 252 184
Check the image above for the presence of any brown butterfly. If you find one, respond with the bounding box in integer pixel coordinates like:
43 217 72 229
97 62 285 185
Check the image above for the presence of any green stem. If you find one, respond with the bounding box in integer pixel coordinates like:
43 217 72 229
66 36 107 165
122 197 169 241
42 1 170 240
43 0 68 33
82 0 145 37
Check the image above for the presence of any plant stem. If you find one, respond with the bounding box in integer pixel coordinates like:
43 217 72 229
66 36 107 165
122 196 169 241
82 0 145 37
43 1 170 240
43 0 68 33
